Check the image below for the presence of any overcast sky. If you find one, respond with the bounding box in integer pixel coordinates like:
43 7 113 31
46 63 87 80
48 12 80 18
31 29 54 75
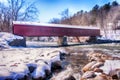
0 0 120 23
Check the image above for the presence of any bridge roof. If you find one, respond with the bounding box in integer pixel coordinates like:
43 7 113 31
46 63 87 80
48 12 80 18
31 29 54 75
13 21 99 30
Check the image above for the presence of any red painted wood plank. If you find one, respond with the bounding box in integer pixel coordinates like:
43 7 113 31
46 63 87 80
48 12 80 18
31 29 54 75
13 22 100 37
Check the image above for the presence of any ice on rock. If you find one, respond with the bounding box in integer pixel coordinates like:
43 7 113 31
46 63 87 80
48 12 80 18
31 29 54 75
32 60 50 79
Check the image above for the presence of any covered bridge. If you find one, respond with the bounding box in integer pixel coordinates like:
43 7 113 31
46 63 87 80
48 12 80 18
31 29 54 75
13 21 100 46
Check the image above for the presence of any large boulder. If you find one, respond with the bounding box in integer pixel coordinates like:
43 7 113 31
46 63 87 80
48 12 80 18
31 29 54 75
8 38 26 47
0 32 26 47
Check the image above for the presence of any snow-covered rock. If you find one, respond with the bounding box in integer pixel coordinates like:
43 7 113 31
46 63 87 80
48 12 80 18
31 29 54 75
82 61 97 72
51 65 81 80
51 65 74 80
0 32 26 47
0 48 63 79
31 60 50 79
81 71 96 79
100 60 120 75
82 59 120 80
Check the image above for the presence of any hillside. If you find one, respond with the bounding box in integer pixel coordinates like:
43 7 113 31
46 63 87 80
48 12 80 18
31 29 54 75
52 1 120 40
60 1 120 30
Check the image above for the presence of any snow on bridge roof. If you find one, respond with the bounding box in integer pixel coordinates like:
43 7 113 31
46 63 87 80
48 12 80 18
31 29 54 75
13 21 100 30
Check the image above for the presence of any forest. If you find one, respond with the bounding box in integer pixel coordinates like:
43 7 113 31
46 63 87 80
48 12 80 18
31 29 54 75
51 1 120 30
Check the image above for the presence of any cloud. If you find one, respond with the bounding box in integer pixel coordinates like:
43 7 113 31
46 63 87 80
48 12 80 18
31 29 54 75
0 0 7 3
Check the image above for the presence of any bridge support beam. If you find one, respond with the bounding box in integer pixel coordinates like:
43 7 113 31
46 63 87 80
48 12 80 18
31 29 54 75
57 36 68 46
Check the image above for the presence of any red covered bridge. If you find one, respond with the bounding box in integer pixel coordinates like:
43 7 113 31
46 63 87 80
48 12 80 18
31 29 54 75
13 21 100 46
13 21 100 37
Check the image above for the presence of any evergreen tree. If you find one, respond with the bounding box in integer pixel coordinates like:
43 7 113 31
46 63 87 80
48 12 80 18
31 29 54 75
112 1 119 6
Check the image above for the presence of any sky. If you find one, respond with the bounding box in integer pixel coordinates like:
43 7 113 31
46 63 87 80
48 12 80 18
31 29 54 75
0 0 120 23
35 0 120 23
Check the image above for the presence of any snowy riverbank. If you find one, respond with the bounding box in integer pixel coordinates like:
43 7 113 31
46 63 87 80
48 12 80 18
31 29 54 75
0 32 120 80
0 43 120 80
0 48 63 80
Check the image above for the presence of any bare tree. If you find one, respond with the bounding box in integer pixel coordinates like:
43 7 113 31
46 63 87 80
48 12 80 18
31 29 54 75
98 3 111 38
60 8 70 20
0 3 11 32
0 0 39 32
49 18 61 24
8 0 38 21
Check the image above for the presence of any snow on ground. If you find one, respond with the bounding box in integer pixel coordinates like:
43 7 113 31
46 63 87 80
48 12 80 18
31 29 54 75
0 32 120 80
0 32 67 79
0 43 120 80
0 48 61 79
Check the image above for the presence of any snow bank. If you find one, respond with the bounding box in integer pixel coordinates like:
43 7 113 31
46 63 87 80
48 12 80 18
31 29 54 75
0 69 12 80
0 62 29 80
0 32 23 42
0 32 24 48
8 62 29 79
0 48 62 79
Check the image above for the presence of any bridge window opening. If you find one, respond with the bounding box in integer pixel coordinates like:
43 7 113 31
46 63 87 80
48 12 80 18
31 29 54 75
25 36 90 47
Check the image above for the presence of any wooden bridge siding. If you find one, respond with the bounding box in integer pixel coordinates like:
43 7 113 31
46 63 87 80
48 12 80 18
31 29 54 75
13 24 100 37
